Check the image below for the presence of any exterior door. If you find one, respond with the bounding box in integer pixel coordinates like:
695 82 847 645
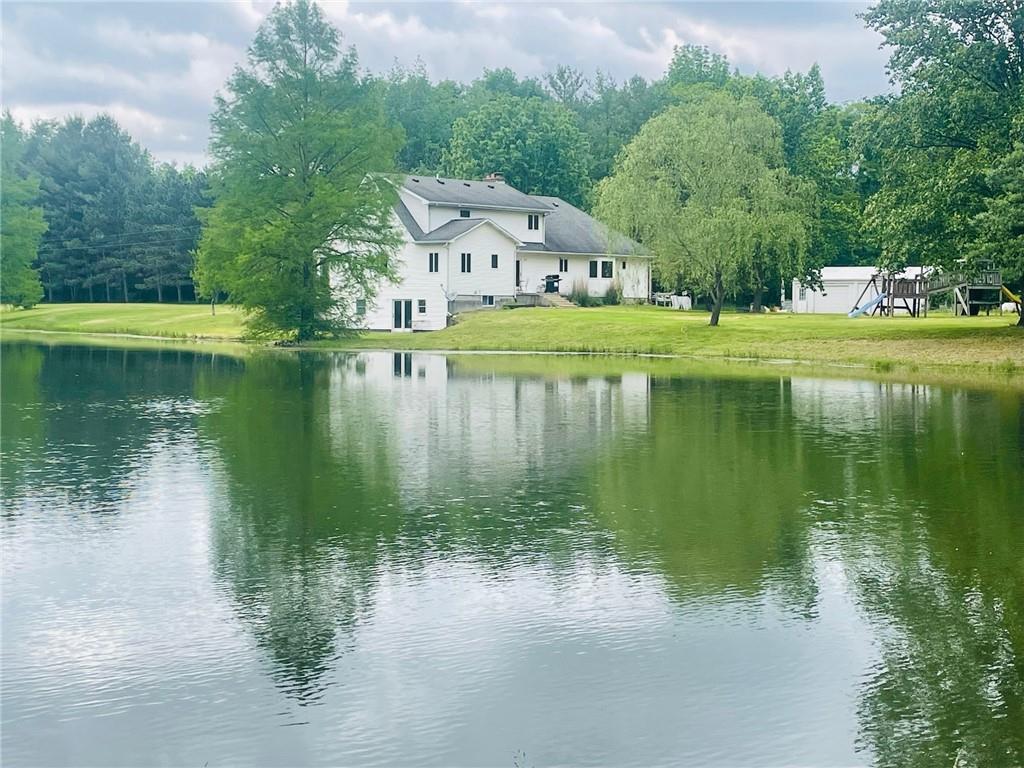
392 299 412 329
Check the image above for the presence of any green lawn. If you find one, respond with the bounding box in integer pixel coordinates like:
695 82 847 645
331 305 1023 371
0 302 245 339
3 302 1021 374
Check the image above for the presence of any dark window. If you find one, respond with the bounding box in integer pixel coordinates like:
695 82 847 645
559 258 568 273
589 260 598 278
482 295 494 306
491 253 498 269
622 261 627 270
601 260 613 278
461 253 471 273
460 209 471 218
355 299 366 315
528 214 539 230
418 299 426 314
429 252 439 273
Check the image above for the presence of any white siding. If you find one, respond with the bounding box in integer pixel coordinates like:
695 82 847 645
792 278 874 314
429 205 541 242
518 252 650 300
359 240 448 330
446 224 517 300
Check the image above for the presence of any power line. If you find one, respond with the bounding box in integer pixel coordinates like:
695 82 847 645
36 232 201 256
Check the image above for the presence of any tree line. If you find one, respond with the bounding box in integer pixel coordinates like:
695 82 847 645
2 0 1021 332
2 114 208 305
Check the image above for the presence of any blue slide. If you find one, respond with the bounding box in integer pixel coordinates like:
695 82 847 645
848 292 886 318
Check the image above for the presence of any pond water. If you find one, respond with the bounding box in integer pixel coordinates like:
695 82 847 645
1 340 1022 767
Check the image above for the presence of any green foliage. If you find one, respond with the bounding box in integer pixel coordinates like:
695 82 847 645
569 280 600 307
596 91 816 325
385 61 464 174
575 72 670 182
442 95 592 206
1 113 46 308
603 281 622 306
196 0 403 340
665 45 732 89
859 0 1022 272
20 114 205 303
975 138 1024 283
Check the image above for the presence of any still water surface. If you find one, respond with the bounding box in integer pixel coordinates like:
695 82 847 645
1 341 1022 767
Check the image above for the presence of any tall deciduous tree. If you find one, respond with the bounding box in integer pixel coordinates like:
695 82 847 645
860 0 1023 277
596 92 816 325
196 0 403 340
442 95 592 206
385 61 465 174
1 113 46 308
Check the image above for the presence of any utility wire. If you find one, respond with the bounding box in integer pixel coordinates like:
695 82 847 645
36 233 200 256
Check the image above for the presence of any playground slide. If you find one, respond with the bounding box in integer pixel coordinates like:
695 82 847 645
1002 285 1022 304
848 292 887 318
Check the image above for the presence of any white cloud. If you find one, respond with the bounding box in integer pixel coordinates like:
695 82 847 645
0 1 892 165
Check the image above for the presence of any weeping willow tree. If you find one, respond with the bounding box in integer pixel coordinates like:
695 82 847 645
595 90 817 325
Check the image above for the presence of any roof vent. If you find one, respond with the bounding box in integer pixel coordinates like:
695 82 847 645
411 177 420 182
487 184 495 189
437 179 445 185
483 172 505 183
463 182 471 187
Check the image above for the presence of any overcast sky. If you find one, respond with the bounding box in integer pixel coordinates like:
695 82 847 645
1 2 893 166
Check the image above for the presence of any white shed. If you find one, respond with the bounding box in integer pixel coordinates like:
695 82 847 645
791 266 925 314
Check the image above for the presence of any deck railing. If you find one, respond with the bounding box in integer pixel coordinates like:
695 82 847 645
926 269 1002 293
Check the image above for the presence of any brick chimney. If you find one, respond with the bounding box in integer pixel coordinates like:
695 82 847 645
483 172 505 183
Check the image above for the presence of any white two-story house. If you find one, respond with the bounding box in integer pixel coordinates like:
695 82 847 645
345 174 651 331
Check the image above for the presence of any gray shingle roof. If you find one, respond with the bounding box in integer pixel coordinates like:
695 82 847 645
394 199 425 240
522 196 649 257
419 218 515 243
394 201 520 244
401 175 553 212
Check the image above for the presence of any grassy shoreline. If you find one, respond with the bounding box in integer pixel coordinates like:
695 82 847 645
3 302 1021 382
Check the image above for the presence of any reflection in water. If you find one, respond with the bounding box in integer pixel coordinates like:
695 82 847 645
1 342 1022 767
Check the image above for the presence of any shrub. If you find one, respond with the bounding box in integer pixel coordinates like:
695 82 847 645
603 281 622 306
569 279 600 307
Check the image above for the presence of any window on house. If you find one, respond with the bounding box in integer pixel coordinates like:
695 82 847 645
428 252 439 273
622 261 627 270
528 214 540 230
460 209 471 218
482 295 494 306
491 254 498 269
589 260 598 278
601 261 613 279
799 285 807 300
418 299 426 314
559 258 568 273
355 299 366 315
461 252 471 273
